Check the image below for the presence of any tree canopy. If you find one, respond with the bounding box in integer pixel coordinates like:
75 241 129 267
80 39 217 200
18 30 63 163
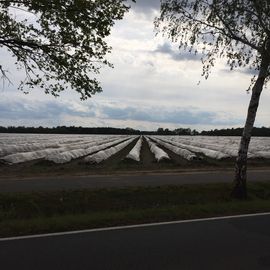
0 0 131 99
155 0 270 85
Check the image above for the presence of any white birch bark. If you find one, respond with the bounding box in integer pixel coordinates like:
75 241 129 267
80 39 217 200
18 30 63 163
233 56 270 198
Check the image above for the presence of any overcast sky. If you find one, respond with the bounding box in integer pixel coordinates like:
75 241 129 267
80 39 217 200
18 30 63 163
1 0 270 131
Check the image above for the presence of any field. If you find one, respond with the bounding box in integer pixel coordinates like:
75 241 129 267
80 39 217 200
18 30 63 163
1 133 270 178
1 133 270 237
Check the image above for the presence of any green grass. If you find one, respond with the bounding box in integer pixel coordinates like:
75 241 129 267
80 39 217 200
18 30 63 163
1 182 270 237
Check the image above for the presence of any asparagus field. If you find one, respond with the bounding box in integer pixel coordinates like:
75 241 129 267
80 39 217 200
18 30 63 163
1 134 270 177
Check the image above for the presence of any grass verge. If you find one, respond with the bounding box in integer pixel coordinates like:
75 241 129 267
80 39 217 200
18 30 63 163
1 181 270 237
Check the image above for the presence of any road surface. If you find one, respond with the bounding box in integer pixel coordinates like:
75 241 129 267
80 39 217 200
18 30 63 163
1 213 270 269
0 169 270 192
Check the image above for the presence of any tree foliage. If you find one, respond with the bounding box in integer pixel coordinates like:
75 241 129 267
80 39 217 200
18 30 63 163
0 0 131 99
155 0 270 87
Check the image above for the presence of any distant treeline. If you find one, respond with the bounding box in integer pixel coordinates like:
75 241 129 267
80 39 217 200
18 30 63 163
1 126 270 136
201 127 270 137
0 126 141 135
0 126 198 135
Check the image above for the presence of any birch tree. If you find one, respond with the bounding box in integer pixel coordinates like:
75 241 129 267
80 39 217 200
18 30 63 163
155 0 270 198
0 0 131 100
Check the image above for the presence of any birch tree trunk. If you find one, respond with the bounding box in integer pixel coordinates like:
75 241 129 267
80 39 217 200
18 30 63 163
232 57 270 199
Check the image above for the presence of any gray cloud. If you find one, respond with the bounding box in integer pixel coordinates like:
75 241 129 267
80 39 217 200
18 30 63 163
153 43 201 62
0 99 94 121
241 69 258 76
0 96 242 127
101 105 240 125
129 0 161 14
221 67 258 76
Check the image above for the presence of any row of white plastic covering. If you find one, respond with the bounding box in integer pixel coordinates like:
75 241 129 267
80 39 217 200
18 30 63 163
0 134 106 157
150 136 197 160
1 135 131 164
168 136 239 157
168 136 270 159
46 136 131 164
2 133 270 164
126 136 227 162
0 133 97 147
151 136 229 160
85 137 138 163
0 135 236 164
144 136 170 161
125 136 143 161
131 135 270 160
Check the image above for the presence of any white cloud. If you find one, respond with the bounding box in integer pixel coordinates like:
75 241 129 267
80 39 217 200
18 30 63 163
0 1 270 131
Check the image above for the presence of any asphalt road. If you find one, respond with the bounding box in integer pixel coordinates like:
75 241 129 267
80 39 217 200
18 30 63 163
1 214 270 270
0 169 270 192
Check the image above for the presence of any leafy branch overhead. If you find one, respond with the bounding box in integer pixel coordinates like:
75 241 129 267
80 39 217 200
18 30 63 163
0 0 131 99
155 0 270 87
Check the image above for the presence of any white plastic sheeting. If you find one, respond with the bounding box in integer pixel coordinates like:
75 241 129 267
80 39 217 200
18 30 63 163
46 136 130 164
2 148 65 164
2 133 270 164
169 136 269 158
158 136 270 159
0 139 97 158
126 136 143 162
154 136 229 160
0 134 86 147
145 137 170 162
85 137 137 164
168 137 239 157
1 136 122 164
248 137 270 158
0 134 111 157
151 137 197 160
168 136 267 159
0 142 60 157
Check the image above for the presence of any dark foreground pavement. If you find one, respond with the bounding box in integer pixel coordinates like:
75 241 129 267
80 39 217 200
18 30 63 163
1 214 270 270
0 169 270 192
